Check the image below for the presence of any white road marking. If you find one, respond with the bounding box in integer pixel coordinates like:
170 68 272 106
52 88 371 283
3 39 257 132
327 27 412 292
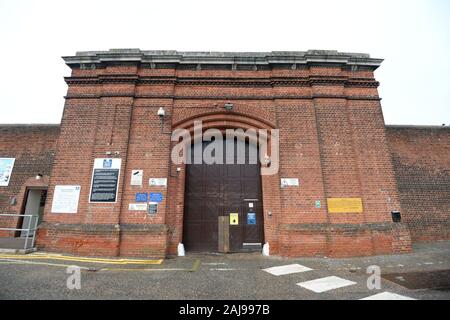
263 264 313 276
360 292 416 300
0 258 89 269
297 276 356 293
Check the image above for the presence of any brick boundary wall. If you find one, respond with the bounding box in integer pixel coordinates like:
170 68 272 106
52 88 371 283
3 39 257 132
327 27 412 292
386 125 450 242
0 125 59 236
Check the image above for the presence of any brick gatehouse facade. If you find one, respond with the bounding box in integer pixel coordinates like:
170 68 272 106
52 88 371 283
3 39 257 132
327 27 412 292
1 49 449 258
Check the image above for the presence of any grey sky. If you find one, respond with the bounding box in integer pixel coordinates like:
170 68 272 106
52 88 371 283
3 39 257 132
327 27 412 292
0 0 449 125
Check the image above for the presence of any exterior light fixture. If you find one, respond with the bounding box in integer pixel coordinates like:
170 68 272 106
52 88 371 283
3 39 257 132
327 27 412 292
170 166 181 178
224 102 233 111
157 107 166 118
157 107 166 132
157 107 172 135
36 174 43 180
263 154 271 166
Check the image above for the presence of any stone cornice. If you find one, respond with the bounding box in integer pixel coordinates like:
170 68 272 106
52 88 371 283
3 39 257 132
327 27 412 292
65 75 379 88
64 93 381 101
63 49 383 70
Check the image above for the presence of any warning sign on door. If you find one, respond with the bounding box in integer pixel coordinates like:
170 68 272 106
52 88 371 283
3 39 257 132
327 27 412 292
230 213 239 225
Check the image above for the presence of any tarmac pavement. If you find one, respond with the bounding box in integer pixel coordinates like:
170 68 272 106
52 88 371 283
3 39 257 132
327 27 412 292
0 241 449 300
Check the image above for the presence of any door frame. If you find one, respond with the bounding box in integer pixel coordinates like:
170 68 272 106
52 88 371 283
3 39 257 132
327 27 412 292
182 138 265 253
15 186 47 237
167 111 282 255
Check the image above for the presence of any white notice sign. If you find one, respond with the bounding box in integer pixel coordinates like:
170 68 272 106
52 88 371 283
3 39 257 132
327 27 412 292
149 178 167 187
281 178 300 188
51 185 81 213
128 203 148 211
130 170 143 186
0 158 15 187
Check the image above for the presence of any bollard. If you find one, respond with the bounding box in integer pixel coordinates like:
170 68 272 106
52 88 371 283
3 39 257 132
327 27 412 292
177 243 185 256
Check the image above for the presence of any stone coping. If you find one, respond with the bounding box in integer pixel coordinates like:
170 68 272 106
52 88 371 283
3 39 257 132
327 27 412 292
63 49 383 69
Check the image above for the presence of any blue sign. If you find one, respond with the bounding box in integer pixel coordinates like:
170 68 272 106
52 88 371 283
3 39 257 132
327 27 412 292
150 192 163 203
247 212 256 225
135 193 148 202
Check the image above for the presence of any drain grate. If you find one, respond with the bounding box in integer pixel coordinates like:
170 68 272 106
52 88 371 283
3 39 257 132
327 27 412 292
382 269 450 290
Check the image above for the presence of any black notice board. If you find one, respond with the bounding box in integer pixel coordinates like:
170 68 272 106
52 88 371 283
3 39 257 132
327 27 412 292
90 169 119 202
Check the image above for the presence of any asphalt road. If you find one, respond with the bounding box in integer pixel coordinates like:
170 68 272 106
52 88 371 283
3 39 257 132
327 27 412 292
0 242 449 300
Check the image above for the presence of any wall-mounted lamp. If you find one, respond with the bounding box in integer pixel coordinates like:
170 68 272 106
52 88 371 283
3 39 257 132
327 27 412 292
35 173 43 180
224 102 233 111
157 107 166 118
170 167 181 178
157 107 172 134
263 154 271 167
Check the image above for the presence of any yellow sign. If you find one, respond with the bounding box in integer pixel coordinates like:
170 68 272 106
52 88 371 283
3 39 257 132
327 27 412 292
230 213 239 225
327 198 363 213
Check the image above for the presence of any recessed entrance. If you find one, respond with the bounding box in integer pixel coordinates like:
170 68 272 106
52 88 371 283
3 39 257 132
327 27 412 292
183 139 264 253
17 188 47 238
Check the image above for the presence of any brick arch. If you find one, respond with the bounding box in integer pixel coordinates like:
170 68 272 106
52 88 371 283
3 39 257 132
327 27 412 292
172 110 276 132
166 110 281 256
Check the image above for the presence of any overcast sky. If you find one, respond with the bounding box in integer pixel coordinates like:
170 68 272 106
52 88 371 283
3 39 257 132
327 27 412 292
0 0 449 125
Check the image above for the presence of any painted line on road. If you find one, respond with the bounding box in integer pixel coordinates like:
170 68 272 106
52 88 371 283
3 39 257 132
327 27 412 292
209 268 244 271
297 276 356 293
98 268 187 272
360 292 416 300
190 259 201 272
0 259 196 273
0 258 90 270
93 259 201 272
0 253 163 265
263 264 313 276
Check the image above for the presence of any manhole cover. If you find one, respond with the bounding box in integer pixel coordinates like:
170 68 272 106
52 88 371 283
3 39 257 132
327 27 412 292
382 269 450 290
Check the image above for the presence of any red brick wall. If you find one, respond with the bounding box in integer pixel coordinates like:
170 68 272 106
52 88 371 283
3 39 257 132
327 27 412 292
4 61 447 258
0 51 420 258
386 126 450 242
0 125 59 236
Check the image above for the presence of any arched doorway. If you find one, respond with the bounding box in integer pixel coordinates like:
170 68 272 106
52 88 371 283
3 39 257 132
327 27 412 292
182 138 264 252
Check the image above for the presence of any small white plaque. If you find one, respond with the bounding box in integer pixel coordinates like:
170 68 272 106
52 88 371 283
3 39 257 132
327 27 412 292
281 178 299 188
149 178 167 187
93 158 121 169
130 170 143 186
128 203 148 211
51 185 81 214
